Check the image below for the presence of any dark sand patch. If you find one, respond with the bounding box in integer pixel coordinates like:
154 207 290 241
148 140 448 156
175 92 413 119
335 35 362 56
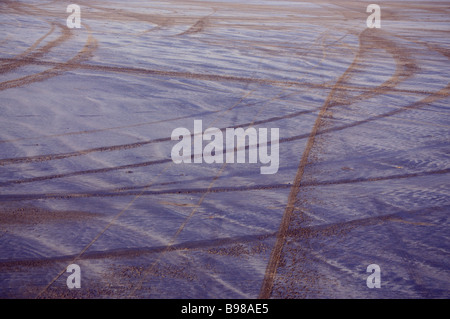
0 204 98 225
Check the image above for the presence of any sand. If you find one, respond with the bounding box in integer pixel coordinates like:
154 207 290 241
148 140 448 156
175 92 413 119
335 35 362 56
0 0 449 298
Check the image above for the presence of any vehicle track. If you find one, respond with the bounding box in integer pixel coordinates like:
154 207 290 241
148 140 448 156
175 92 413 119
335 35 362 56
0 23 97 92
1 204 446 269
0 168 447 202
264 13 450 299
0 90 310 145
0 23 56 65
1 56 446 96
1 83 446 188
259 26 428 298
1 0 449 299
0 23 63 74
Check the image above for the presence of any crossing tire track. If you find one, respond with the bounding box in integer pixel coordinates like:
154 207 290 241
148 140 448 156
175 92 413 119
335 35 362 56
258 27 426 299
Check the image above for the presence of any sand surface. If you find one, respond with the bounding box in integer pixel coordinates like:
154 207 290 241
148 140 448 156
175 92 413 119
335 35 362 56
0 0 449 298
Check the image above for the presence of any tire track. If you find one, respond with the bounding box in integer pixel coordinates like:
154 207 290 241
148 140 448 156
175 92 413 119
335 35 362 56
0 158 172 187
0 88 306 145
0 108 315 166
2 0 448 299
1 204 446 269
1 168 447 202
264 25 450 299
2 75 262 190
1 55 446 96
0 26 98 92
0 76 441 168
33 56 268 298
0 23 64 75
0 0 96 90
2 79 446 188
0 34 441 159
258 27 424 299
0 23 55 66
126 35 315 296
280 82 450 143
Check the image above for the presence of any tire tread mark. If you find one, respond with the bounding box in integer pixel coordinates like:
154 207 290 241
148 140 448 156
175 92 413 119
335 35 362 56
258 28 422 299
0 168 447 202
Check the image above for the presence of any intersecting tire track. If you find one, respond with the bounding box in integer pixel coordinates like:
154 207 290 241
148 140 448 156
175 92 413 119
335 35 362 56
0 168 448 202
1 0 449 299
1 204 447 269
258 27 438 298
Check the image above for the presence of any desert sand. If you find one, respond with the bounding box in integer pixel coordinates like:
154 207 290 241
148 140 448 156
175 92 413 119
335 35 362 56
0 0 449 298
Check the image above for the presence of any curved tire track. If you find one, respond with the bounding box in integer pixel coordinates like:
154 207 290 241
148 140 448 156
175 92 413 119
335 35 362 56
0 24 97 92
1 83 447 187
0 168 447 202
259 27 428 299
1 204 446 269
